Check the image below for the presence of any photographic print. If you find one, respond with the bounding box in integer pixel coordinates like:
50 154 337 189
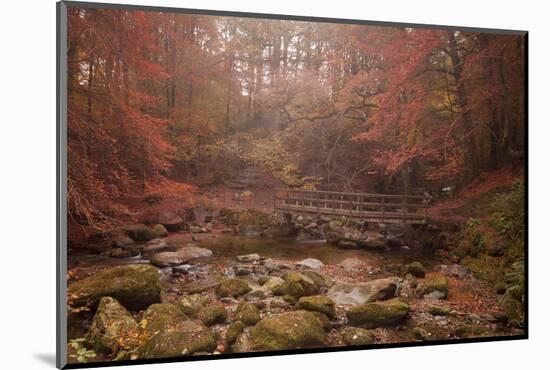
58 1 527 367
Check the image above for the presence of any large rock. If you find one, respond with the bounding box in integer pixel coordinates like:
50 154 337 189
262 276 285 295
158 211 186 231
341 327 374 346
150 245 212 267
86 297 137 353
323 222 368 247
235 302 261 326
137 321 216 358
68 264 161 310
283 271 320 298
236 209 296 238
346 298 410 328
295 295 336 318
249 310 326 351
175 294 209 318
215 278 252 298
140 303 188 334
404 261 426 278
123 224 162 242
198 304 227 326
416 276 449 299
152 224 168 237
302 270 334 288
296 258 325 270
327 277 399 305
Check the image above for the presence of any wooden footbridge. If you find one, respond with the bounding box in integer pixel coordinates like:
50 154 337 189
274 189 430 224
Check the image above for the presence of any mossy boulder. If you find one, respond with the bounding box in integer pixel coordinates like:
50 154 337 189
282 271 320 298
327 277 398 305
455 325 490 338
346 298 410 328
215 278 252 298
249 310 326 351
295 295 336 318
262 276 286 295
428 305 453 316
404 262 426 278
235 302 261 326
199 304 227 326
416 276 449 299
140 303 188 334
68 264 161 310
123 224 162 242
153 224 169 237
86 297 138 353
341 327 374 346
175 294 209 318
302 270 334 288
136 321 216 358
225 321 245 346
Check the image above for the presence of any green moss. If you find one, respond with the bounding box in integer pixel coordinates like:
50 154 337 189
199 304 227 326
225 321 245 346
295 296 336 318
428 305 453 316
235 302 261 326
123 224 161 241
137 321 216 358
341 327 374 346
86 297 137 353
455 325 490 338
404 262 425 278
346 298 410 328
175 294 209 318
249 310 326 351
215 278 252 298
416 276 448 299
283 271 319 298
68 264 161 310
141 303 188 334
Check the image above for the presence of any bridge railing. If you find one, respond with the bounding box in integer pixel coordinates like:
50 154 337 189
273 189 430 224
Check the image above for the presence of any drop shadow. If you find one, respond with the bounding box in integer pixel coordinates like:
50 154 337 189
34 353 57 367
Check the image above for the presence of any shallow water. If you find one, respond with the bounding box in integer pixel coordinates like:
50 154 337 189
197 236 436 269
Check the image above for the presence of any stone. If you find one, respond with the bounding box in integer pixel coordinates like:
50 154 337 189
140 303 188 334
283 271 320 298
153 224 169 237
341 327 374 346
137 321 216 358
150 245 212 267
249 310 326 351
175 294 210 318
225 321 245 346
234 265 251 276
416 276 449 299
237 254 261 262
428 305 453 316
262 276 285 295
346 298 410 328
404 261 426 277
323 222 368 247
327 277 399 306
86 297 138 353
112 234 134 248
404 274 418 289
295 295 336 318
215 278 252 298
413 327 431 340
296 258 325 270
235 302 261 326
199 304 227 326
262 258 280 272
301 270 334 288
123 224 161 242
67 264 161 310
158 211 186 231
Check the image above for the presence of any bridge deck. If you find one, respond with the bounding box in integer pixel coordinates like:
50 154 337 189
274 189 429 224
